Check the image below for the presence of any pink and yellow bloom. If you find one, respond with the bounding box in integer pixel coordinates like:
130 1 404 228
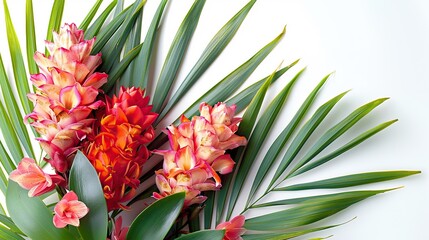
9 158 65 197
216 215 246 240
26 23 106 172
154 102 247 207
53 191 89 228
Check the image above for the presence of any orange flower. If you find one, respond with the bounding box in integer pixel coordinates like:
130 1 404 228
53 191 89 228
26 23 106 172
9 158 64 197
84 87 157 211
216 215 246 240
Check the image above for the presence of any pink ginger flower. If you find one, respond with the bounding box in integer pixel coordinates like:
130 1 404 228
154 102 247 208
216 215 246 240
108 216 129 240
53 191 89 228
9 158 65 197
26 23 107 172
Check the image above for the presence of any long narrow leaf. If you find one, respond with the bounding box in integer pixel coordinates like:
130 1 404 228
25 0 38 74
217 66 275 223
227 68 304 219
0 102 24 164
0 214 25 236
243 224 339 240
120 9 143 87
91 4 132 53
268 90 349 190
246 74 330 207
131 0 168 89
181 27 286 122
275 171 419 191
3 0 33 115
100 0 146 76
152 0 206 113
157 0 256 122
0 141 15 173
79 0 104 31
0 225 25 240
176 230 225 240
103 44 143 92
287 98 389 177
244 188 392 231
45 0 65 54
291 120 398 177
85 0 118 39
0 56 34 159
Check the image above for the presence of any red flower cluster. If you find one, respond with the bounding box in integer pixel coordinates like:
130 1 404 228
84 87 158 211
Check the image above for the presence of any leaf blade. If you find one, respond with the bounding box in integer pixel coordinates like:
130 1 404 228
69 151 108 240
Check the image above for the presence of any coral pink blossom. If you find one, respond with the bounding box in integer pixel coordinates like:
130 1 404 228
154 102 247 208
216 215 246 240
26 23 106 172
9 158 64 197
108 216 129 240
53 191 89 228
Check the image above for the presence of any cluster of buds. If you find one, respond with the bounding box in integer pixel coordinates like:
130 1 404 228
84 87 158 211
26 23 107 173
154 102 247 208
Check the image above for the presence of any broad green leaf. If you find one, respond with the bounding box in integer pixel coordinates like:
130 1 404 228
286 98 389 177
227 67 304 219
244 188 391 231
225 59 300 113
275 171 420 191
85 0 118 39
25 0 38 74
152 0 206 113
157 0 257 122
6 182 74 240
127 192 185 240
176 230 225 240
131 0 168 89
181 27 286 123
0 102 23 164
45 0 65 54
268 90 349 190
3 0 33 116
79 0 104 31
103 44 143 92
0 55 34 159
291 120 398 177
246 74 329 208
69 151 108 240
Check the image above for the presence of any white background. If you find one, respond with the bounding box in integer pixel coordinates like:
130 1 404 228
1 0 428 239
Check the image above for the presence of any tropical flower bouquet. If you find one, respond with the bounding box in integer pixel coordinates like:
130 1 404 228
0 0 420 239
